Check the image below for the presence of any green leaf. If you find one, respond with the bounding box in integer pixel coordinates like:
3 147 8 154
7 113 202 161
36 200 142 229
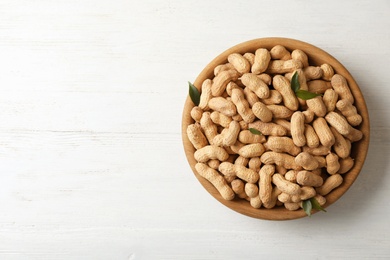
291 71 300 92
248 128 262 135
188 81 200 106
302 199 312 217
295 89 322 100
310 197 327 212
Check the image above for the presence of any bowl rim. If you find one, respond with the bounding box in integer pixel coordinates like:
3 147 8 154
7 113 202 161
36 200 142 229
182 37 370 220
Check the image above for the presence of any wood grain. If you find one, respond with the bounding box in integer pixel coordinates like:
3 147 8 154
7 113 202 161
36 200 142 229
0 0 389 259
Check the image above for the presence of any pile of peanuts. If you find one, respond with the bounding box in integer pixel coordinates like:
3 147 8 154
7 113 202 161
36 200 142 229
187 45 363 211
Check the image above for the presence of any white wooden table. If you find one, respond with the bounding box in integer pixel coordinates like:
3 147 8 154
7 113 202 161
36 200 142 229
0 0 389 259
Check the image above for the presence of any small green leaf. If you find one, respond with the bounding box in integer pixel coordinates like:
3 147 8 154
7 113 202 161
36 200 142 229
188 81 200 106
248 128 262 135
310 197 327 212
302 199 312 217
295 89 322 100
291 71 300 92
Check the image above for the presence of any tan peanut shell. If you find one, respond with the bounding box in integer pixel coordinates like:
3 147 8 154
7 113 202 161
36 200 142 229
273 75 299 111
222 121 241 146
210 111 232 128
325 112 351 136
312 117 335 147
219 162 259 183
261 152 301 170
195 163 235 200
270 45 291 60
187 123 208 150
285 202 301 211
231 88 256 123
326 153 340 175
336 99 362 126
330 127 351 159
338 157 355 174
302 109 314 123
229 140 245 154
231 111 242 121
273 119 291 135
243 87 260 107
239 120 249 130
291 111 306 147
296 170 323 187
228 53 251 74
264 136 301 156
278 192 295 203
211 69 240 96
264 187 282 209
226 81 240 96
314 194 327 206
243 53 255 65
343 127 363 142
304 124 320 148
320 63 334 81
194 145 229 162
303 145 331 156
207 159 220 170
214 63 234 76
250 196 262 209
258 73 272 85
322 88 338 112
303 66 323 80
208 97 237 117
238 130 266 144
308 80 332 94
295 152 319 171
267 59 303 74
231 179 247 199
190 106 203 122
248 157 261 172
252 48 271 74
316 174 343 196
285 170 298 183
241 73 270 99
198 79 213 110
291 49 309 67
306 96 327 117
235 156 249 166
331 74 354 104
272 173 301 195
245 183 259 198
252 102 273 122
267 105 293 119
260 89 283 105
200 112 218 145
238 143 265 158
275 165 288 175
212 127 228 146
249 120 288 136
299 186 316 200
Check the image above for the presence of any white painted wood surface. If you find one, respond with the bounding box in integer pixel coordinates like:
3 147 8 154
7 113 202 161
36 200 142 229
0 0 389 259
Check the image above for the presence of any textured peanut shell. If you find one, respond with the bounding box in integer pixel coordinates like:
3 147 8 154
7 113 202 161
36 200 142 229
241 73 270 99
195 163 235 200
228 53 251 74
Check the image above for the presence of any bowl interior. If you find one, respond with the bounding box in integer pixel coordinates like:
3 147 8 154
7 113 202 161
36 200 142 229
182 37 370 220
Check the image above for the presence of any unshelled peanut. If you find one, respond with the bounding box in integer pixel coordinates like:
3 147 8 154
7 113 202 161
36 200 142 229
241 73 270 99
228 53 251 74
195 163 235 200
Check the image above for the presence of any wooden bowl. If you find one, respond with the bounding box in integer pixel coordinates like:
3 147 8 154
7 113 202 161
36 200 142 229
182 37 370 220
